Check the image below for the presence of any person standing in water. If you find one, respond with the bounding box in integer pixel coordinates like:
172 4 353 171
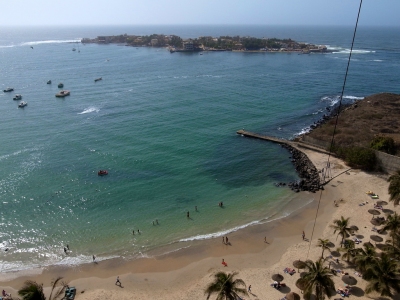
187 211 190 218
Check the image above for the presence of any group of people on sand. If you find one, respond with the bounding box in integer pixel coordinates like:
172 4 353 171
222 236 229 245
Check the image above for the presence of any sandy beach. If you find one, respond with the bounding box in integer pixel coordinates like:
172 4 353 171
1 147 396 300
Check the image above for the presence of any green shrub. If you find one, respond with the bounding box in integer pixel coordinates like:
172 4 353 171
332 146 376 171
370 136 396 155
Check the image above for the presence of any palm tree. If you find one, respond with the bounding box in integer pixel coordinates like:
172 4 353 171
338 240 356 263
18 277 67 300
353 243 376 273
295 258 336 300
316 238 331 258
205 271 248 300
381 212 400 244
388 170 400 206
364 253 400 297
330 216 352 247
385 231 400 260
18 280 46 300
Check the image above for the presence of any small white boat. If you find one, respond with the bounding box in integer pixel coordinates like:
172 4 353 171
47 80 52 84
18 101 27 108
58 83 64 88
13 94 22 100
55 90 70 97
3 87 14 92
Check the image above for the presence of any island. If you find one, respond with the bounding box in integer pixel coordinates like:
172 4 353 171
81 33 330 53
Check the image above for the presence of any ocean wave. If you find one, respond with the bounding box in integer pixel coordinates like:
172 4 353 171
320 95 364 106
21 39 81 46
0 147 39 162
331 49 375 54
0 45 15 48
78 107 100 114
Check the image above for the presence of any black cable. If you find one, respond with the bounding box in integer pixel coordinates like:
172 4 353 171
306 0 363 259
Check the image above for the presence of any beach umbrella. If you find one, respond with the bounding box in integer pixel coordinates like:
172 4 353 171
377 200 388 206
376 243 388 250
342 275 357 286
383 209 394 215
293 260 306 271
364 241 374 248
368 209 381 219
370 235 383 242
272 274 284 282
370 218 383 226
286 292 300 300
350 225 359 231
295 279 307 291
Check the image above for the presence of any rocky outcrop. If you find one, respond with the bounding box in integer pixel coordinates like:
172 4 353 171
280 144 322 193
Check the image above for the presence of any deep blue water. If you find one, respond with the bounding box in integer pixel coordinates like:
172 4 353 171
0 25 399 273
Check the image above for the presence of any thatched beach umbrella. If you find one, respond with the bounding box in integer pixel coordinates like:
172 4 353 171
377 200 388 206
370 235 383 243
383 208 394 215
342 274 357 286
364 241 374 248
272 274 284 282
350 225 359 231
293 260 306 272
376 243 388 251
370 218 383 226
368 209 381 219
286 291 301 300
295 279 307 291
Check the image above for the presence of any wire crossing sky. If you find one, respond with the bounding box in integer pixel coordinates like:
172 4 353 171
1 0 399 27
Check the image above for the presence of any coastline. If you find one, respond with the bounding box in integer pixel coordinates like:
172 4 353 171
1 147 392 300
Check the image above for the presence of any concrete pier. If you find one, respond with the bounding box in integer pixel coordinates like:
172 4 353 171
236 130 295 146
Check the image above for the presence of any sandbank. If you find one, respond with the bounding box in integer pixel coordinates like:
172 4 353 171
1 148 395 300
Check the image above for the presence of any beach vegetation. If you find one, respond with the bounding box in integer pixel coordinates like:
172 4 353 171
316 238 331 258
370 135 396 155
388 170 400 206
18 277 68 300
296 258 336 300
353 243 377 273
334 146 376 171
338 239 356 263
204 271 248 300
363 253 400 297
330 216 352 247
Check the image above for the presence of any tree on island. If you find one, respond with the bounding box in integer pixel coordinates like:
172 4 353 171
330 216 353 247
388 170 400 206
205 271 248 300
18 277 68 300
296 258 335 300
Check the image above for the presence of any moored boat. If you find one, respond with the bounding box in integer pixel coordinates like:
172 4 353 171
94 77 102 82
13 94 22 100
58 83 64 88
3 87 14 92
47 80 52 84
55 90 70 97
98 170 108 176
18 101 27 108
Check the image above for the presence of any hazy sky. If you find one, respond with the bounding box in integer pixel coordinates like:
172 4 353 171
1 0 399 27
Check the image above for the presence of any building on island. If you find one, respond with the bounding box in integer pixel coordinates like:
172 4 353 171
151 39 158 46
183 40 194 51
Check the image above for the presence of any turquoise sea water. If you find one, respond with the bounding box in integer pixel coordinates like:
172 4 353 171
0 25 399 273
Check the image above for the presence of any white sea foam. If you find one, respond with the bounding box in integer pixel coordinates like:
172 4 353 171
21 39 81 46
78 107 100 114
0 45 15 48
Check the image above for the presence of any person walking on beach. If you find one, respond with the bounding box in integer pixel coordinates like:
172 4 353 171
93 255 96 262
248 285 251 292
302 231 305 240
64 247 68 254
115 276 121 286
225 236 229 244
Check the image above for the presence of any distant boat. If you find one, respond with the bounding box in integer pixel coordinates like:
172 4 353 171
58 83 64 88
47 80 52 84
72 48 76 51
3 87 14 92
55 90 70 98
94 77 102 82
98 170 108 176
18 101 27 108
13 94 22 100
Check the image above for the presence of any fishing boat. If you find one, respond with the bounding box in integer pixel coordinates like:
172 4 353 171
47 80 52 84
98 170 108 176
94 77 102 82
58 83 64 88
3 87 14 92
18 101 27 108
55 90 70 97
13 94 22 100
